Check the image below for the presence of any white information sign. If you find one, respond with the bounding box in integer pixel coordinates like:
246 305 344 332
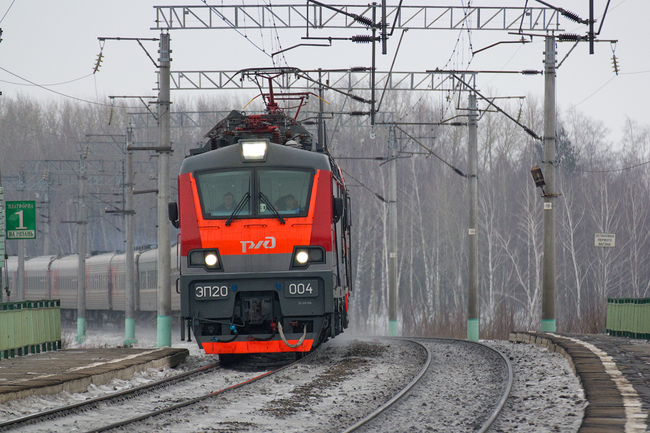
595 233 615 248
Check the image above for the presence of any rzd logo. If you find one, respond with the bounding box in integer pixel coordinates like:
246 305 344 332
241 236 276 253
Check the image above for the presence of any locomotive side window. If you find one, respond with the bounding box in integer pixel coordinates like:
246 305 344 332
196 170 252 218
258 169 312 216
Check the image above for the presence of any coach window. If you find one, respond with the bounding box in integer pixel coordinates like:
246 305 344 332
258 169 312 216
196 170 252 218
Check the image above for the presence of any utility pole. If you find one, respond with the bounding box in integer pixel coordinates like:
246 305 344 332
467 93 479 341
42 184 51 256
76 153 88 343
124 126 137 346
157 31 172 347
388 125 398 336
317 69 324 150
542 35 557 332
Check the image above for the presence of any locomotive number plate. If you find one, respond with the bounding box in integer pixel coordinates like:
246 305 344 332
284 280 318 298
194 284 229 300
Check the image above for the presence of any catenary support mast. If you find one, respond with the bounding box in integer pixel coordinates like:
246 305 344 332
124 127 138 346
157 31 172 347
76 154 87 343
542 35 557 332
388 125 398 336
467 92 479 341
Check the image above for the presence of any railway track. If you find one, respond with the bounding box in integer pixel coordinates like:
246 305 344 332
0 356 293 433
1 338 514 432
344 338 514 432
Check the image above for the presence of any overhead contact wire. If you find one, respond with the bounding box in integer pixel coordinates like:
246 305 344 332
395 126 466 177
199 0 271 58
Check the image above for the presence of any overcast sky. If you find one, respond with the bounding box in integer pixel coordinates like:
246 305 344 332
0 1 647 144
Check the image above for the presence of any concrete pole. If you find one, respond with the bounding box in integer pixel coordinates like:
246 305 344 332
124 127 137 346
370 3 376 127
388 125 398 336
17 239 24 301
43 187 50 256
318 69 324 151
542 35 557 332
76 157 87 343
157 31 172 347
16 180 24 301
467 93 479 341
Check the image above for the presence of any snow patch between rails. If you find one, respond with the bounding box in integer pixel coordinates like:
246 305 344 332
551 333 648 432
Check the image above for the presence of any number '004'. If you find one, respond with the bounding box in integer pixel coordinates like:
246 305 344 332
289 283 313 295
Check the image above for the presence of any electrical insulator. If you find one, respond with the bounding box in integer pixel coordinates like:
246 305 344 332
351 35 374 44
558 34 579 42
558 8 585 24
612 55 620 75
93 52 104 74
353 14 373 28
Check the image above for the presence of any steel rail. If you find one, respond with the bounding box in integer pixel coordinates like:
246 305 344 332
341 339 431 433
84 355 306 433
475 341 514 433
0 363 222 431
341 337 514 433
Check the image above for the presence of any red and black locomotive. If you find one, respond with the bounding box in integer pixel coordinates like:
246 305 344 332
169 79 352 360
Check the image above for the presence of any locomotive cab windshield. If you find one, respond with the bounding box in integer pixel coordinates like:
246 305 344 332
196 167 313 221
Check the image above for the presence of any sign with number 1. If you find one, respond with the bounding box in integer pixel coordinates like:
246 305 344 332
6 201 36 240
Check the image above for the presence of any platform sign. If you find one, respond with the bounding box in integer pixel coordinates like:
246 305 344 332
595 233 615 248
6 200 36 240
0 188 4 266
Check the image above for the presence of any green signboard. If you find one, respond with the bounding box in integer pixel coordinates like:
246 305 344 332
6 201 36 240
0 188 4 266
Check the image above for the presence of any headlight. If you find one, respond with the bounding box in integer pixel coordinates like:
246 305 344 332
295 250 309 264
189 249 223 271
291 246 326 269
204 253 218 267
241 140 268 162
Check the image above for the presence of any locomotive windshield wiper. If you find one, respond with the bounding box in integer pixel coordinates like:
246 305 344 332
259 192 286 225
225 191 251 226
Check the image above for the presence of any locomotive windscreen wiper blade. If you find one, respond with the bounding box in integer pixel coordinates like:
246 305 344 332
259 192 286 225
225 191 250 227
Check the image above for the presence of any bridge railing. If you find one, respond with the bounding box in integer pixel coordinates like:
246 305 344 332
0 300 62 359
606 298 650 339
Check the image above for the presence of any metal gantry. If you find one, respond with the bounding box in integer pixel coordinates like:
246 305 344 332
152 4 562 32
162 69 479 93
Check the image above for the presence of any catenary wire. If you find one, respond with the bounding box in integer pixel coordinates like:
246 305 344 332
0 0 16 24
199 0 271 58
0 66 112 107
0 73 94 87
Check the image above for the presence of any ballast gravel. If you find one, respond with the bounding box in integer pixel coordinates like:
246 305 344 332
0 328 586 432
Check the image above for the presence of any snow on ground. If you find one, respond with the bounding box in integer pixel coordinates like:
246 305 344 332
0 323 216 421
0 325 586 432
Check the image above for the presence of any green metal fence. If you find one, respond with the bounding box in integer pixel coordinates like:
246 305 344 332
0 300 62 360
606 298 650 339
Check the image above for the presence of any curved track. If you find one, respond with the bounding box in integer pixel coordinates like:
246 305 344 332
344 338 513 433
